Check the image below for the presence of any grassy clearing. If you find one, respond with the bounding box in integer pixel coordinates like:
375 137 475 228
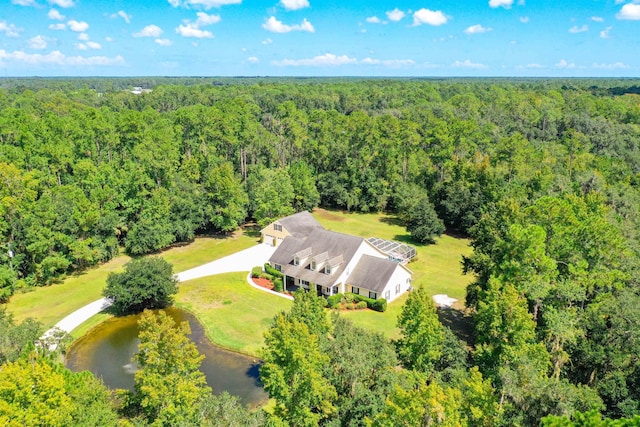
175 272 292 357
4 210 471 355
4 231 257 329
313 208 474 338
313 208 473 303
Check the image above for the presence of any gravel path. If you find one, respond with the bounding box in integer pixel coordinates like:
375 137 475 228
42 243 277 340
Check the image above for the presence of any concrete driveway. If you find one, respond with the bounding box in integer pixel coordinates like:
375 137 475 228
175 243 276 282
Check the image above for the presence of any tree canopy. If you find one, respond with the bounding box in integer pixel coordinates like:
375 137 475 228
103 257 178 315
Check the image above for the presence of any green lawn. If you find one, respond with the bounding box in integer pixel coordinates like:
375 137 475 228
4 231 257 329
312 208 474 338
312 208 473 303
3 211 472 357
175 272 292 357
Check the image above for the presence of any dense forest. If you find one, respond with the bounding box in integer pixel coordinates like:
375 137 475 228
1 78 639 425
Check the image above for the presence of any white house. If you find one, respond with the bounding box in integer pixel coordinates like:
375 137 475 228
268 223 413 303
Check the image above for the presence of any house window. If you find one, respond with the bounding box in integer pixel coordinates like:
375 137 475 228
352 286 359 295
310 260 316 271
333 285 339 294
325 265 331 275
301 280 309 287
369 291 377 299
274 264 282 272
274 223 282 232
294 256 299 266
395 283 400 295
385 290 390 300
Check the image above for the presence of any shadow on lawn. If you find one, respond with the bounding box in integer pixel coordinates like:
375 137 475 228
379 215 405 227
437 307 475 348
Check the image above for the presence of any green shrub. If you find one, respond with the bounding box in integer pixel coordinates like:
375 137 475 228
344 293 356 304
356 301 368 309
264 263 284 278
259 273 274 281
346 293 388 312
345 303 355 310
371 298 387 312
327 293 343 309
273 278 283 293
251 266 263 278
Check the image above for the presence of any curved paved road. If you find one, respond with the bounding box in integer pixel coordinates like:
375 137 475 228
43 243 277 340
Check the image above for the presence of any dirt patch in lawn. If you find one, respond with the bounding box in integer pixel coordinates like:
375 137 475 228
313 208 346 222
252 278 274 290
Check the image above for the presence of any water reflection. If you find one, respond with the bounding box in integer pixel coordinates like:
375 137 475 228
65 307 268 407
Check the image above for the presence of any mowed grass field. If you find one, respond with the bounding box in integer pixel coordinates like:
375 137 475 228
312 208 473 339
4 231 257 329
4 210 473 354
175 272 292 357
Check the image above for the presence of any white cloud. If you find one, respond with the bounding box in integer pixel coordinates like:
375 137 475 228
86 41 101 49
520 16 529 23
591 16 604 22
49 23 66 30
0 49 125 66
111 10 131 24
520 63 544 68
386 8 405 22
49 0 74 8
262 16 315 33
361 58 416 67
592 62 628 69
155 38 172 46
617 3 640 20
77 32 89 40
0 21 22 37
464 24 492 34
176 24 214 38
105 37 113 42
413 9 448 26
28 35 47 50
168 0 241 9
569 24 588 33
68 20 89 32
195 12 221 26
247 56 259 63
280 0 309 11
489 0 513 9
366 16 382 24
555 59 576 69
273 53 357 66
76 43 87 50
262 38 273 44
11 0 36 5
48 9 66 20
134 25 163 37
273 54 417 68
452 59 487 69
600 26 612 38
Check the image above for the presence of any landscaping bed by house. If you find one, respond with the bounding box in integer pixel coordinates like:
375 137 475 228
252 277 274 290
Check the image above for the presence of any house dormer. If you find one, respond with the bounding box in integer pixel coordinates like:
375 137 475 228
324 255 343 275
309 251 329 271
294 247 312 266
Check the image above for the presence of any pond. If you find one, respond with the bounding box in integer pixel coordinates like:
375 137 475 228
65 307 268 408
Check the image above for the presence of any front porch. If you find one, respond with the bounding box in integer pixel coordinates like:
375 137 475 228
283 274 339 297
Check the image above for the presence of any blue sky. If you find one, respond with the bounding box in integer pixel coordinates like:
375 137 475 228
1 0 639 77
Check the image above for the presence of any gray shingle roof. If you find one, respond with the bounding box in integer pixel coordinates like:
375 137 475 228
346 254 402 294
276 211 324 238
269 228 364 287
